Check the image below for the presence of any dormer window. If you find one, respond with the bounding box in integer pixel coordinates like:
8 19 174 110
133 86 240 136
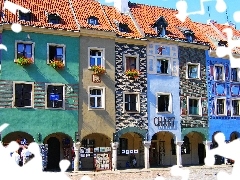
88 16 99 25
119 23 129 33
48 13 61 24
218 40 228 47
152 16 168 37
19 11 31 21
184 30 195 42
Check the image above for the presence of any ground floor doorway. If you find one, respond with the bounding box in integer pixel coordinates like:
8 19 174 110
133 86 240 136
47 137 60 170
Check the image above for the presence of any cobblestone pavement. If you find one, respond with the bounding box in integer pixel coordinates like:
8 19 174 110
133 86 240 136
68 165 233 180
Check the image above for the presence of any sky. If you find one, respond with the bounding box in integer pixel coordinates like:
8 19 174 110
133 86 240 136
100 0 240 29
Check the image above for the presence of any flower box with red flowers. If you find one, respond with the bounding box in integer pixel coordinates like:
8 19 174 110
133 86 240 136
91 65 106 75
125 69 140 78
50 60 65 69
15 57 33 66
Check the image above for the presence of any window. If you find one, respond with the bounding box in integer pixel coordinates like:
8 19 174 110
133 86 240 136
13 82 34 108
15 41 34 61
88 16 99 25
231 68 239 82
124 55 139 71
89 87 105 109
214 65 224 81
19 11 31 21
47 43 65 64
157 59 169 74
119 23 129 33
157 93 172 113
232 99 240 116
46 84 64 109
123 93 140 112
184 30 195 43
88 48 105 68
216 98 226 115
48 14 61 24
118 138 128 155
187 63 200 79
188 97 201 116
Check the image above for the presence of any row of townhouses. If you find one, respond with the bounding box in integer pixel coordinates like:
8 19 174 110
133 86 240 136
0 0 240 170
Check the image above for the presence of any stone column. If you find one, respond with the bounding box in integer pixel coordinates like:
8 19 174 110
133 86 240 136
73 142 81 172
111 142 119 171
143 141 151 169
176 141 183 167
203 140 212 157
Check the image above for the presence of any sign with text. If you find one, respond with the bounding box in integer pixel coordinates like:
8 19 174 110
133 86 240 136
153 117 177 130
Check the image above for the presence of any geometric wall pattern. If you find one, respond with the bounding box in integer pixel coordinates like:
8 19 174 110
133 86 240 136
115 43 148 132
179 47 208 128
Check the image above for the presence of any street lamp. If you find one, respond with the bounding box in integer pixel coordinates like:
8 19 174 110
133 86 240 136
75 132 79 142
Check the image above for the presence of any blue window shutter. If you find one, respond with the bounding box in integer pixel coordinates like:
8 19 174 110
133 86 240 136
97 58 101 66
90 57 95 66
25 44 32 58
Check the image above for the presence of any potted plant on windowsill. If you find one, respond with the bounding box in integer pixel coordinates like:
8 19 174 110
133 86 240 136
49 60 65 69
125 69 140 79
90 65 106 75
15 57 33 66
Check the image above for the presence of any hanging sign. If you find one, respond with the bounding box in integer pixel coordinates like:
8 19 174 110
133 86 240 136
50 93 59 101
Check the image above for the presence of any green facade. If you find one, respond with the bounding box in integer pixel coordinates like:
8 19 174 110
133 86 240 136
0 30 79 142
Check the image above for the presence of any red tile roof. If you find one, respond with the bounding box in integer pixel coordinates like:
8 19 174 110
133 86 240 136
1 0 79 31
71 0 114 32
102 5 143 39
129 3 209 44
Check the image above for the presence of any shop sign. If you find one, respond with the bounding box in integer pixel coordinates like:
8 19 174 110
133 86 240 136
122 149 138 154
153 117 177 130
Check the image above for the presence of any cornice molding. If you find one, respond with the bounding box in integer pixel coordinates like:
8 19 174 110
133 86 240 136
115 37 148 45
80 28 116 39
208 50 240 59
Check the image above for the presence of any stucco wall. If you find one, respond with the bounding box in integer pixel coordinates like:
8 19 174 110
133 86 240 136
206 51 240 140
0 30 79 140
147 43 181 140
79 36 115 140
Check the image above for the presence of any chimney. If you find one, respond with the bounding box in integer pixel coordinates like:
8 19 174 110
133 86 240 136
225 21 236 29
114 0 129 14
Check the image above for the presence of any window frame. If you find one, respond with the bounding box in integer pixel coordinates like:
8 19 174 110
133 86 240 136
88 47 105 69
123 54 139 71
123 92 140 113
156 92 172 114
45 83 65 110
14 40 35 63
156 58 171 75
231 68 240 82
47 43 66 65
186 63 200 79
12 81 34 108
187 96 202 116
215 97 226 116
232 98 240 116
88 86 105 110
214 64 225 81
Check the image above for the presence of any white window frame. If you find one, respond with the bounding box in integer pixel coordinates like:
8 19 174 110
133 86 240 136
45 83 65 110
215 97 226 116
156 92 172 114
232 98 240 116
123 54 139 71
12 81 34 108
214 64 225 81
88 47 105 69
231 68 240 82
156 58 171 75
123 92 140 113
187 97 202 116
88 86 105 110
14 40 35 63
47 43 66 65
186 63 200 79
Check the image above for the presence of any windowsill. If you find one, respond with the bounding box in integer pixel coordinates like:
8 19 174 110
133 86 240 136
216 114 226 116
157 73 171 76
124 111 140 114
232 81 240 83
88 107 105 110
188 114 202 117
46 107 65 110
157 111 172 114
13 106 34 109
214 79 225 82
232 115 240 117
14 59 35 64
186 77 201 80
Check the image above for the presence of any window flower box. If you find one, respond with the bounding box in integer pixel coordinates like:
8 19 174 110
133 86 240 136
15 57 33 66
49 60 65 69
125 69 140 78
91 65 106 75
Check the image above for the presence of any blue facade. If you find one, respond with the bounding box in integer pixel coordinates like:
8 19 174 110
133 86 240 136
206 50 240 141
147 42 181 140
